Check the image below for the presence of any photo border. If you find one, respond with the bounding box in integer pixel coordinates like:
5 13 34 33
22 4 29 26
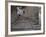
8 2 45 35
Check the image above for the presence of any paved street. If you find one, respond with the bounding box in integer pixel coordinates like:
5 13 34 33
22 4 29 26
11 16 41 31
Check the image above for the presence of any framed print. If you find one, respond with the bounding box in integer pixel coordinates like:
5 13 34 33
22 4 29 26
8 2 45 35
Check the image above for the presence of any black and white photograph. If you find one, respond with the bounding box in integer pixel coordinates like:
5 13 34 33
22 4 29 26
8 2 45 35
11 6 41 31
